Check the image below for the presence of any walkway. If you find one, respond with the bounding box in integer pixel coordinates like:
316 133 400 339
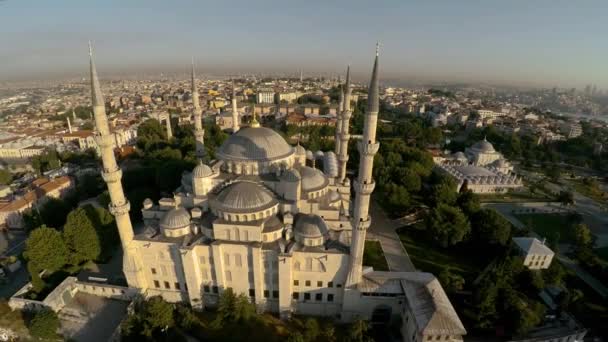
488 204 608 299
367 200 416 272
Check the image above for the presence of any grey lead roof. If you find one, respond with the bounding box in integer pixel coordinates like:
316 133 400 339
217 126 294 162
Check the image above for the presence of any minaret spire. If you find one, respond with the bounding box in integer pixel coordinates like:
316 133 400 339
191 59 204 159
231 79 240 132
334 82 344 156
345 45 381 287
337 65 352 182
88 43 145 289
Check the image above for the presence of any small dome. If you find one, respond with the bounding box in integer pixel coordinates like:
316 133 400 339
452 152 467 160
281 169 301 182
193 162 213 178
160 207 191 230
491 158 508 167
314 150 324 159
306 150 314 160
472 138 495 153
294 214 325 238
143 198 153 209
300 166 328 192
213 181 277 212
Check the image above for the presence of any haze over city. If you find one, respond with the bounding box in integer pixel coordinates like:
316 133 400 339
1 0 607 88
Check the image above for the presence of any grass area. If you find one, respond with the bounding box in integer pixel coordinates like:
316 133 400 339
478 190 554 203
566 179 608 205
514 213 577 243
397 224 483 281
363 240 389 271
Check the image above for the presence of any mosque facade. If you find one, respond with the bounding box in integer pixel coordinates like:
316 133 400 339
89 45 466 341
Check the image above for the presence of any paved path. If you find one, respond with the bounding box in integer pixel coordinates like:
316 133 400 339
489 204 608 299
367 200 416 272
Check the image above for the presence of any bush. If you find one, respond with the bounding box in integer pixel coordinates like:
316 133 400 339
28 309 60 340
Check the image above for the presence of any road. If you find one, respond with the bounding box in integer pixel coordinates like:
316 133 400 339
367 200 416 272
488 204 608 299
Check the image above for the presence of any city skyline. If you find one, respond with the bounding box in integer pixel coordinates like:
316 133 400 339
1 0 607 89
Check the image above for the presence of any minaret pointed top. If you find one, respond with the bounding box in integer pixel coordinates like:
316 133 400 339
376 41 380 57
345 65 351 90
89 41 104 107
232 79 236 99
191 58 197 93
367 45 380 113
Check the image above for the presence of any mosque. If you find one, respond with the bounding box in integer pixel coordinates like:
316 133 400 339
89 44 466 341
436 138 523 194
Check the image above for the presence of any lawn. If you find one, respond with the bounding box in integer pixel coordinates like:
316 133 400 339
397 224 483 281
477 191 554 203
363 240 389 271
514 213 577 243
566 179 607 205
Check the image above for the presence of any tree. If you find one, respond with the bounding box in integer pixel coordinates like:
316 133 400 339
234 293 255 323
543 261 565 286
0 169 13 185
346 319 373 342
137 119 166 151
38 197 72 229
574 223 593 248
426 204 471 247
438 267 465 292
456 190 480 216
303 317 320 342
556 190 574 206
23 226 68 289
428 175 458 207
142 296 175 334
214 288 237 327
28 309 60 340
471 209 512 246
287 332 306 342
63 207 101 264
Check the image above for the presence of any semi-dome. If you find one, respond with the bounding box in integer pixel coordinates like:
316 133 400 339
217 126 294 161
193 162 213 178
295 144 306 155
213 181 277 212
472 138 495 153
281 169 301 182
300 166 329 192
294 214 325 238
160 207 191 230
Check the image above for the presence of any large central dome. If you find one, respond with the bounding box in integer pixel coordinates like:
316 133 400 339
217 127 294 162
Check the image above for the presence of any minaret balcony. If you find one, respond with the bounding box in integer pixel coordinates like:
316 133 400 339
102 168 123 183
354 218 371 231
340 134 351 141
338 155 349 162
354 180 375 195
109 201 131 216
357 141 380 155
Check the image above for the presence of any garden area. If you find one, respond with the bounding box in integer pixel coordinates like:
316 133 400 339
362 241 389 271
397 223 484 281
514 212 579 243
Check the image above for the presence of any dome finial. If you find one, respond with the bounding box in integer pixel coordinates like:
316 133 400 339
251 104 260 127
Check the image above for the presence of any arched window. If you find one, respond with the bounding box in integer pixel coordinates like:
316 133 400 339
234 228 240 241
294 261 301 271
306 257 313 271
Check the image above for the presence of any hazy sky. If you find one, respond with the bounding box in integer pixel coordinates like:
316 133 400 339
1 0 607 88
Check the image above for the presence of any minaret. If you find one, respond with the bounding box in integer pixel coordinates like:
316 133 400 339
346 44 381 287
231 79 240 132
88 42 146 288
334 81 344 156
165 114 173 139
337 66 352 183
72 109 77 122
191 59 204 159
66 117 72 134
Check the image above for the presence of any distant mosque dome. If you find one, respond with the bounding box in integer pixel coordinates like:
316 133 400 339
193 162 213 178
300 166 329 192
217 126 293 162
472 138 496 153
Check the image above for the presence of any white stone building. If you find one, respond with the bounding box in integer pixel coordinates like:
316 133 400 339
88 45 466 341
513 237 554 270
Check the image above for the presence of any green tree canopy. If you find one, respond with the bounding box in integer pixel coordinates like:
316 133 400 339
426 204 471 247
0 169 13 185
23 226 68 274
28 309 60 340
63 207 102 264
471 209 512 246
